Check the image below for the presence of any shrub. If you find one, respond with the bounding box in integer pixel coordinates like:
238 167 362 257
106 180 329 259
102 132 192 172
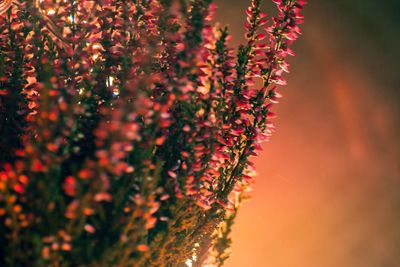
0 0 305 266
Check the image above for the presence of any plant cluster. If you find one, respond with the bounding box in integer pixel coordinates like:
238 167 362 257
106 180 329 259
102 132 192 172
0 0 305 266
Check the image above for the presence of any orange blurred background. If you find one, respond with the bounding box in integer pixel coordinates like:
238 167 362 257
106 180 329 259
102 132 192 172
215 1 400 266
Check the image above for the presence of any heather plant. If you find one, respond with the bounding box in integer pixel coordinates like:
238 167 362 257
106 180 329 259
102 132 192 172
0 0 306 266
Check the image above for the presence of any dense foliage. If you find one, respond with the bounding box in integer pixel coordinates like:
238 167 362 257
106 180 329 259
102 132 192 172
0 0 305 266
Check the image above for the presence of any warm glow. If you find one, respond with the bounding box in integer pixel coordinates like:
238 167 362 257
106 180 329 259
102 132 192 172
47 9 56 16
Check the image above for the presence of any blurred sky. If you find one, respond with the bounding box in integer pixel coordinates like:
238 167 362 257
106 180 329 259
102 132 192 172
214 1 400 266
